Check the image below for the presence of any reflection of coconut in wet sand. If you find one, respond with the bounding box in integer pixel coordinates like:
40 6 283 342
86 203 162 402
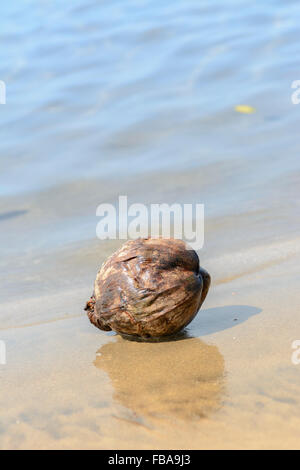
94 336 224 422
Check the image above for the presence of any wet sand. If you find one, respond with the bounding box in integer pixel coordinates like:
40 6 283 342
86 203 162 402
1 167 300 449
1 230 300 449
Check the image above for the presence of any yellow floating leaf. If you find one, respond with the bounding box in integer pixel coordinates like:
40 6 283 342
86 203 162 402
235 105 256 114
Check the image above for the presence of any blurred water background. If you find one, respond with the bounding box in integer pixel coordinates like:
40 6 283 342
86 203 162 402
1 0 300 315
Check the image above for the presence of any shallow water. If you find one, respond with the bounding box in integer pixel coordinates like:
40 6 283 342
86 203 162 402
1 0 300 449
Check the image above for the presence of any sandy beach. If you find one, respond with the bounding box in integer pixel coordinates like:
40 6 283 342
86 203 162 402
1 0 300 450
1 199 300 449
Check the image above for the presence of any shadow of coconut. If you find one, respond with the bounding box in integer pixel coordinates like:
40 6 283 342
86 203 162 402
188 304 262 336
94 335 225 423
